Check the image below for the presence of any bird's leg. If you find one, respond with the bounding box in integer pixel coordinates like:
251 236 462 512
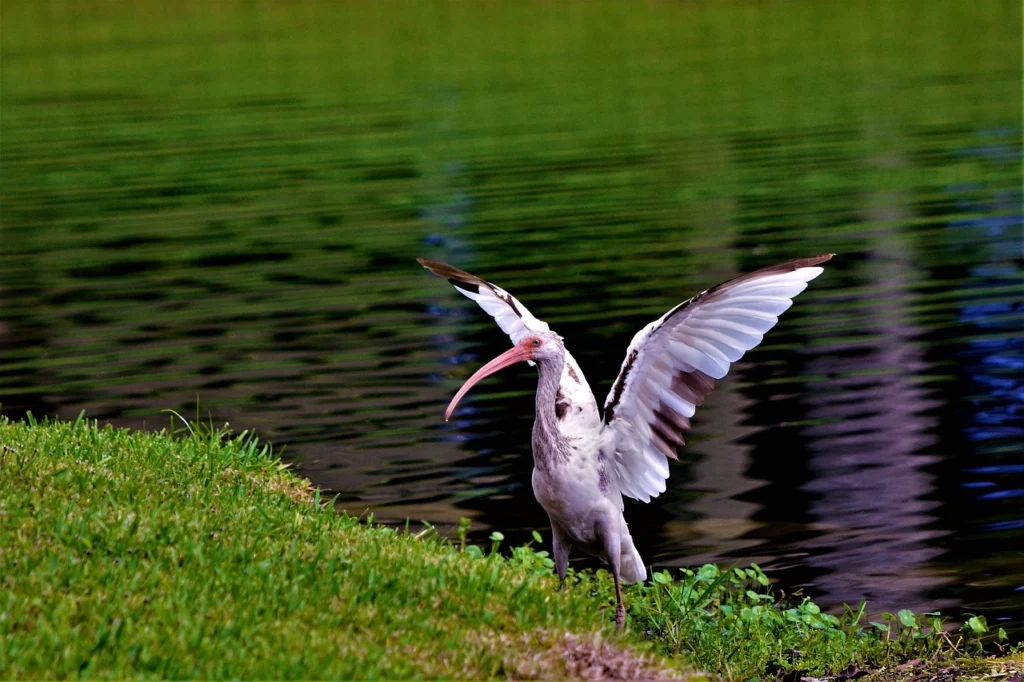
599 518 626 631
551 522 570 591
612 569 625 632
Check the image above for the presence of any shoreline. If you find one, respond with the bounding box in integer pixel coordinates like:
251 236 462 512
1 415 1017 680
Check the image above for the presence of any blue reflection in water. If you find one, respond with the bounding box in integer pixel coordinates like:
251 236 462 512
943 130 1023 627
970 465 1024 474
947 175 1023 468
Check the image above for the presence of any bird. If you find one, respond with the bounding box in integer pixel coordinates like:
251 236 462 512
419 254 832 630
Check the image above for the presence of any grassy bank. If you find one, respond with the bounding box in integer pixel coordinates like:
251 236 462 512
0 415 1017 680
0 414 681 679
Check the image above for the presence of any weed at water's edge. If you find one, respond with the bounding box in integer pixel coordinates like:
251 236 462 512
620 562 1012 679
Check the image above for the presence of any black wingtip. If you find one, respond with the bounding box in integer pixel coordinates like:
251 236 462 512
788 253 834 269
416 258 495 293
448 278 477 294
417 257 458 279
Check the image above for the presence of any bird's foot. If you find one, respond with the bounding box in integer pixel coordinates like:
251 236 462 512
557 577 567 592
614 603 625 631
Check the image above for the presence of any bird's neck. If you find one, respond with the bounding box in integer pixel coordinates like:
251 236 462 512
532 353 570 471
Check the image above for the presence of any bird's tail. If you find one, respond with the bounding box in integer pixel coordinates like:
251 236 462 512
619 526 646 583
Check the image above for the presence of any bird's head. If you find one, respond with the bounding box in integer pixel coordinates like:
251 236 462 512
520 330 564 362
444 331 563 421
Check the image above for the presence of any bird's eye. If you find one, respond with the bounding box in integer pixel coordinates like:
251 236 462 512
532 338 541 347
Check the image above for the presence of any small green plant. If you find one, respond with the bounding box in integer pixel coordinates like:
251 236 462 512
625 563 1002 679
455 516 472 551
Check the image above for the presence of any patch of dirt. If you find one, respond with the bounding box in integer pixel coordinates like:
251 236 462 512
786 654 1023 682
225 466 314 505
556 632 682 680
265 471 315 504
864 655 1022 682
473 629 697 680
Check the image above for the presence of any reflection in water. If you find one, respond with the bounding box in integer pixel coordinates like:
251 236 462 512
938 152 1024 628
799 188 947 613
675 383 766 560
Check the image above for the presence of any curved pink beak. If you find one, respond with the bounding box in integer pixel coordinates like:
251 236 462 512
445 344 532 421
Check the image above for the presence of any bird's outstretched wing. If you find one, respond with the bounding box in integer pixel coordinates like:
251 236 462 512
601 255 833 503
419 258 600 424
418 258 549 344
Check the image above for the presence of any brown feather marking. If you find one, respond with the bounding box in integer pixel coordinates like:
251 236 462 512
604 348 638 423
689 369 715 396
497 292 521 317
654 408 690 436
649 427 679 461
670 375 701 406
650 423 682 462
651 407 689 459
652 410 683 441
671 370 715 407
567 364 581 383
555 388 570 421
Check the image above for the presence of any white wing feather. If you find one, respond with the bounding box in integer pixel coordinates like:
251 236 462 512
418 258 547 343
418 258 596 411
601 256 832 503
456 282 546 343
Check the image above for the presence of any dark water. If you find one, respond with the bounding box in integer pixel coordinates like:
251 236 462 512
2 2 1022 634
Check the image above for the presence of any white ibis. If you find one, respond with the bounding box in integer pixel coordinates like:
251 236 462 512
419 255 832 629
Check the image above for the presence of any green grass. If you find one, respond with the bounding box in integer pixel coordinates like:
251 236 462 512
0 414 678 680
0 415 1016 680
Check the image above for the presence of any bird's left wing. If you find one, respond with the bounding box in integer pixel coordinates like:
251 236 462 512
418 258 549 343
419 258 601 425
601 255 833 503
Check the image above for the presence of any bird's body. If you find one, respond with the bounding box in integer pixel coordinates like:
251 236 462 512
524 342 647 588
420 255 832 628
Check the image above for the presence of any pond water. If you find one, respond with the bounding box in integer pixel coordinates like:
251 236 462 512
2 2 1022 635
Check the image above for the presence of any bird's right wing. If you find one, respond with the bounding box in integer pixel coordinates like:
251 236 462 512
417 258 549 344
419 258 599 420
601 255 833 503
